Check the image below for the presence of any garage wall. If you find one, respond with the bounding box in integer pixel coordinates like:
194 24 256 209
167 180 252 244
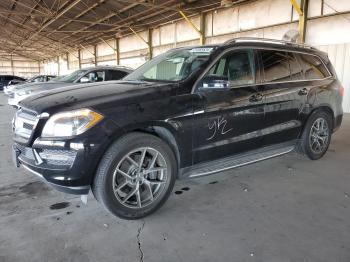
0 55 40 79
318 43 350 113
41 0 350 111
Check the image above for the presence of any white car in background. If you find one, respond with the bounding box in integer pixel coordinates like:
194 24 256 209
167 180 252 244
8 66 132 107
4 75 56 96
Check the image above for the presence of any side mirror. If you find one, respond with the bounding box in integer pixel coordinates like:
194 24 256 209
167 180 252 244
80 76 90 83
199 74 229 90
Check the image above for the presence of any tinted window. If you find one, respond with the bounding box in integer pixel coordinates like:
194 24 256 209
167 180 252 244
288 53 303 80
299 54 330 80
261 50 291 82
47 76 56 81
82 71 105 82
107 70 128 80
207 50 255 87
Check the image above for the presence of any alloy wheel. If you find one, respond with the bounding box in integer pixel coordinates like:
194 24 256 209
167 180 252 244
112 147 168 209
309 117 329 154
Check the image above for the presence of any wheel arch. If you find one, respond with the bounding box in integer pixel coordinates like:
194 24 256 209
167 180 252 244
131 125 182 169
109 121 183 167
300 105 335 138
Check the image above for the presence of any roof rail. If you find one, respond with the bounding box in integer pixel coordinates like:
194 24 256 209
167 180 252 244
223 37 316 50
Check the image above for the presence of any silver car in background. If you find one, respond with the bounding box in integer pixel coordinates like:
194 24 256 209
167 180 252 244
8 66 132 107
4 75 56 96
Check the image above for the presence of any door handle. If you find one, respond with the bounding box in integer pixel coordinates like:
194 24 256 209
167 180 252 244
299 88 308 96
250 93 263 102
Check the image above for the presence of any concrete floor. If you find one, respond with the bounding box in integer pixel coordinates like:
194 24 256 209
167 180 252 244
0 93 350 262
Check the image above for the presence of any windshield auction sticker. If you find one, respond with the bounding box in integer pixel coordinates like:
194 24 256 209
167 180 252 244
190 48 214 53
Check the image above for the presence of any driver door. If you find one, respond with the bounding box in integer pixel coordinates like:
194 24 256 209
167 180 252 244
192 49 265 164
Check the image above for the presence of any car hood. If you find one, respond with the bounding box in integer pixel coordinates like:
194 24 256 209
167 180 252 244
19 80 177 114
14 81 75 93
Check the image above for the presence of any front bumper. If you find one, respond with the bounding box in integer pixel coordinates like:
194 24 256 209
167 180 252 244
12 138 104 195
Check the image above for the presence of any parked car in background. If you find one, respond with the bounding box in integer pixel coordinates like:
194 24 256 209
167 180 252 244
4 75 57 96
0 75 26 91
8 66 132 107
11 38 343 219
6 78 26 87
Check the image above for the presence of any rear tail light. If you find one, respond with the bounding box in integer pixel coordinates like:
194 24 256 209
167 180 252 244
339 85 345 97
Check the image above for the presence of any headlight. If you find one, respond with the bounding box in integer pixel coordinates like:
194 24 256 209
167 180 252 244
41 109 104 137
17 90 32 96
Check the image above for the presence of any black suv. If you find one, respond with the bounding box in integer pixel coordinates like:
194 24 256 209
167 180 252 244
12 38 343 219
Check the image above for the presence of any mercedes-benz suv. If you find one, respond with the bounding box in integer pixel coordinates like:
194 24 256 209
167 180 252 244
12 38 343 219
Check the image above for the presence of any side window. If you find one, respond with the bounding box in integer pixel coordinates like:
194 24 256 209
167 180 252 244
107 70 128 80
288 52 303 80
299 54 330 80
83 71 105 82
260 50 291 82
203 50 255 88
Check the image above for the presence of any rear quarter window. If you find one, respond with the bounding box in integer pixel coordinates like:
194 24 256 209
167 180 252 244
260 50 291 83
298 54 330 80
107 70 128 80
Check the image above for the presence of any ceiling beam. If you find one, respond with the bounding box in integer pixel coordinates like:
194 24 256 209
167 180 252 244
57 1 144 42
8 0 82 55
70 0 177 45
46 0 106 37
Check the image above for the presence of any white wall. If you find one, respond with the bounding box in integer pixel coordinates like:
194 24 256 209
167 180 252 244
0 55 40 79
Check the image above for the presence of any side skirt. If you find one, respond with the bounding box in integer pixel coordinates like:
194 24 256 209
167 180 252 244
179 141 297 179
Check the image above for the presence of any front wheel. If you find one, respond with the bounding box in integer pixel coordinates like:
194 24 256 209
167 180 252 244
299 111 333 160
92 132 177 219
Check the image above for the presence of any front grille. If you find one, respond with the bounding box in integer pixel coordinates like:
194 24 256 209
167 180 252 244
13 108 38 144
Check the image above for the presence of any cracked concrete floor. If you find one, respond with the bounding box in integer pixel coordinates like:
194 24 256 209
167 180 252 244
1 93 350 262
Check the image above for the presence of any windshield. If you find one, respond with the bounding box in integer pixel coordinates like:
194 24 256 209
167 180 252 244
124 47 216 82
58 70 87 83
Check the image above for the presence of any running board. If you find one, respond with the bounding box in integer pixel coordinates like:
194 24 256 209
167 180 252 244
180 142 296 179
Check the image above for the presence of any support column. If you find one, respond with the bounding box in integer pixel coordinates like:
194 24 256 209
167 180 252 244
57 56 60 76
178 10 205 45
116 38 120 65
199 12 206 45
94 45 97 66
290 0 309 43
10 54 14 75
78 49 81 69
129 27 153 61
148 28 153 60
66 53 69 71
301 0 309 43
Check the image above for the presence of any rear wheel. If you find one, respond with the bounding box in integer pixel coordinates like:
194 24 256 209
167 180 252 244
299 111 333 160
92 132 177 219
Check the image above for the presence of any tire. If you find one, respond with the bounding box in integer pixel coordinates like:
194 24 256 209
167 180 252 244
92 132 177 219
298 110 333 160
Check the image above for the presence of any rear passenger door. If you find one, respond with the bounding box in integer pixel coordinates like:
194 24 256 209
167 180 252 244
258 49 306 146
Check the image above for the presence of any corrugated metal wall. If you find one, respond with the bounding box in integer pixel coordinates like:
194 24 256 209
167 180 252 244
318 44 350 113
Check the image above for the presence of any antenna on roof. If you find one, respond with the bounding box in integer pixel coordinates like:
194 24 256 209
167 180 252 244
282 30 300 43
